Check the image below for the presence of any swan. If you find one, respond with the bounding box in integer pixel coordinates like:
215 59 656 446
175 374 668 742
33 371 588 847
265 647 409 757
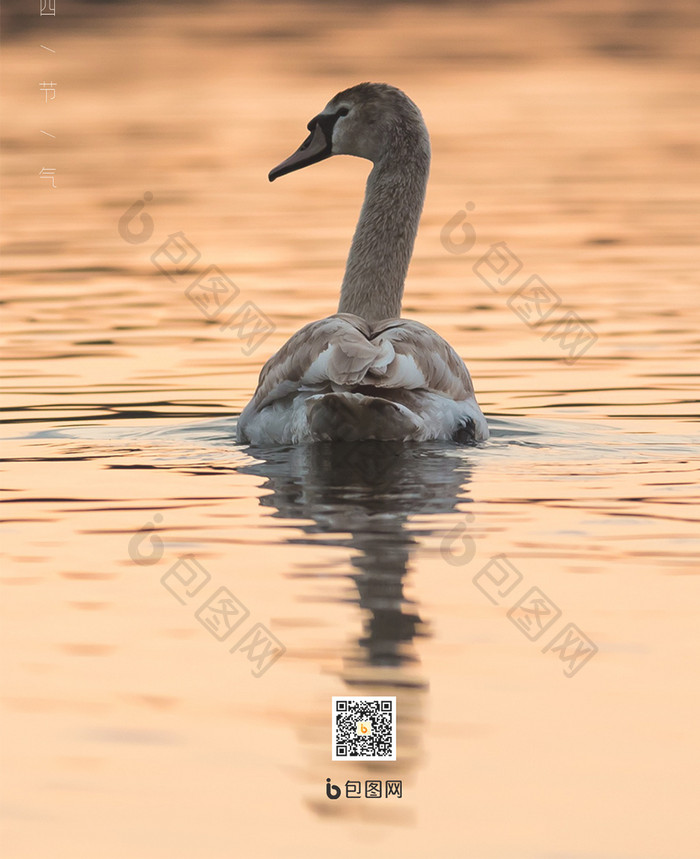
237 82 489 445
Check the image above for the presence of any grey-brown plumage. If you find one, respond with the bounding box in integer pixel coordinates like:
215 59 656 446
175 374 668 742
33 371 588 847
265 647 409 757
238 83 488 445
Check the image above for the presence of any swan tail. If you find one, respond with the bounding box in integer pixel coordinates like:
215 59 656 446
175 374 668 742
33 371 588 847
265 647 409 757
307 392 421 442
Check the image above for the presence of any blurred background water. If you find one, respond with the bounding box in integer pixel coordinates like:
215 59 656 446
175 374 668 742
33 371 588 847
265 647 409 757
1 1 699 857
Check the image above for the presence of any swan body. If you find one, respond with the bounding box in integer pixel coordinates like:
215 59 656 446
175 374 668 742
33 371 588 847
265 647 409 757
237 83 489 445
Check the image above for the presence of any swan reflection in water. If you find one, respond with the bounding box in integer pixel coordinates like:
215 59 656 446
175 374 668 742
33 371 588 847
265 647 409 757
239 441 473 687
238 440 474 814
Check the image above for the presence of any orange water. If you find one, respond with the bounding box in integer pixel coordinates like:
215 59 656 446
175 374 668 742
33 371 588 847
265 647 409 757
2 2 699 857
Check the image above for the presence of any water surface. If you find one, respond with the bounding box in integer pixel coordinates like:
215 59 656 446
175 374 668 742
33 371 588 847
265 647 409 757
2 2 699 857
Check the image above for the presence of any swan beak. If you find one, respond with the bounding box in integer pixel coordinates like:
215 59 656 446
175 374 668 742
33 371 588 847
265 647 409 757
268 122 332 182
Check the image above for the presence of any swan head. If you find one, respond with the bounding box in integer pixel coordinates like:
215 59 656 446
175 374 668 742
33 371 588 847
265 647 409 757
268 82 429 182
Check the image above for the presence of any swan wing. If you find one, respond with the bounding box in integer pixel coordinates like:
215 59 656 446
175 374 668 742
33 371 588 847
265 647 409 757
367 319 476 400
240 313 395 415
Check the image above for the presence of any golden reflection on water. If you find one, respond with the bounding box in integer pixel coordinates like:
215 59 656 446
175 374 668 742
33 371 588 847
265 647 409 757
2 1 700 857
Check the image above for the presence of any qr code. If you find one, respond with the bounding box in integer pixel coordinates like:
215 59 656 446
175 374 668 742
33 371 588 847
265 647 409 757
332 696 396 761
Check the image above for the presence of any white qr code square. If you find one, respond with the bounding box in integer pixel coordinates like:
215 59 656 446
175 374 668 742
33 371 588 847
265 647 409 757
332 696 396 761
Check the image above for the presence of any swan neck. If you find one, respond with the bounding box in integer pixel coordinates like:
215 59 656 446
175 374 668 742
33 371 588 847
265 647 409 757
337 139 429 322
